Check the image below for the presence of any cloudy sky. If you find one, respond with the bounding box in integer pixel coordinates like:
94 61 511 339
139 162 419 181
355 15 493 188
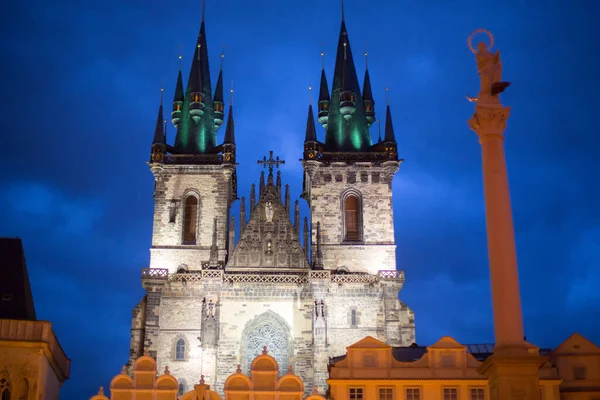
2 0 599 398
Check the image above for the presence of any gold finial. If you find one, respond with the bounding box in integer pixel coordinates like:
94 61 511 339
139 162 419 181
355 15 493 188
365 42 369 69
160 87 164 105
308 84 312 106
341 0 345 21
236 364 242 373
98 386 105 396
385 87 389 106
229 80 234 106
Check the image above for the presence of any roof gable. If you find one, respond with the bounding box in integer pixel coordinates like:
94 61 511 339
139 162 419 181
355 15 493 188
554 333 600 355
227 182 308 269
347 336 391 349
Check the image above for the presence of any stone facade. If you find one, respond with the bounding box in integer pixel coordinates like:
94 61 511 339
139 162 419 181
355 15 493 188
129 159 415 396
302 161 400 275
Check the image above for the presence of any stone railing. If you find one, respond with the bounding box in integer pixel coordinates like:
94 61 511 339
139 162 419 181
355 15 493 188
143 268 404 285
377 270 405 280
308 270 331 280
141 268 168 279
0 319 71 381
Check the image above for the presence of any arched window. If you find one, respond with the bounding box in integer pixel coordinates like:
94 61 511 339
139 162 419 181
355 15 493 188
0 378 10 400
344 194 361 241
182 196 198 244
351 309 357 327
178 381 185 396
176 339 185 360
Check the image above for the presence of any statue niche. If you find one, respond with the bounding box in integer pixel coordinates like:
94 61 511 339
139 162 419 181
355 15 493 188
201 298 219 348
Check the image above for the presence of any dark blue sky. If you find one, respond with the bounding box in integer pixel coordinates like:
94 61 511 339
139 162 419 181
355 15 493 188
2 0 599 398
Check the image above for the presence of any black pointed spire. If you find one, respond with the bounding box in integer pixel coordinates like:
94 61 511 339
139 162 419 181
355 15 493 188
384 105 396 143
362 52 375 127
304 104 317 142
213 53 225 130
174 69 184 103
224 105 235 144
153 90 165 145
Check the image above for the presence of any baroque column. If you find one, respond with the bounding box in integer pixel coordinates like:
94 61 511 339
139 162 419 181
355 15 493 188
467 29 545 400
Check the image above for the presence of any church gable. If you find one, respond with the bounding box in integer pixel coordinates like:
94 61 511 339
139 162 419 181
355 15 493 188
227 181 308 269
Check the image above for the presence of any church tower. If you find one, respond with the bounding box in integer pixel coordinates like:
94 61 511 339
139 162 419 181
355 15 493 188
132 2 237 363
302 8 399 275
148 4 236 274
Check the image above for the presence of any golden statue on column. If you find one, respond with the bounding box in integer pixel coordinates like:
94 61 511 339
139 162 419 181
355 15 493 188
467 30 546 400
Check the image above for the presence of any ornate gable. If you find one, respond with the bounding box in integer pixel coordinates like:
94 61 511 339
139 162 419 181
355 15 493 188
227 182 308 269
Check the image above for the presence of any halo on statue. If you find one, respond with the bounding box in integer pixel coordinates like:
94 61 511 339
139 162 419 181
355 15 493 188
468 28 494 54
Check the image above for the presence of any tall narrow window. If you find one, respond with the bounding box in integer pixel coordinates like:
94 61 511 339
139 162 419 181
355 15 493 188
0 379 10 400
344 195 360 241
183 196 198 244
176 339 185 360
351 309 357 327
178 381 185 396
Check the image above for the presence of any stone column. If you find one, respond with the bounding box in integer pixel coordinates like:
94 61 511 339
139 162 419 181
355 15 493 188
469 104 545 399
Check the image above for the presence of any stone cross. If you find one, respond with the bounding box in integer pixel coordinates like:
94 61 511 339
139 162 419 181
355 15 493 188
257 151 285 176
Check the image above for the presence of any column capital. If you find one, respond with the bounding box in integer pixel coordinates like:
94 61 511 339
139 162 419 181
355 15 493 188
468 105 511 139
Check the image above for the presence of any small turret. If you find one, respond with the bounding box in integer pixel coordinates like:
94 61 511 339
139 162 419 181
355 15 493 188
382 95 398 160
222 103 235 163
303 103 319 160
362 52 375 127
317 53 330 129
151 89 166 163
171 61 184 128
213 53 225 130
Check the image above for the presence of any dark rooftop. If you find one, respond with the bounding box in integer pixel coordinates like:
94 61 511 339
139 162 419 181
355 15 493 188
0 238 36 321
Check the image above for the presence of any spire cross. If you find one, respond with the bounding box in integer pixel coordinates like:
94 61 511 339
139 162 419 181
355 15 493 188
257 151 285 176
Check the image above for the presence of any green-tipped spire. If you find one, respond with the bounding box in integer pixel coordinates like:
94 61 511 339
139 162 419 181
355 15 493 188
224 104 235 144
324 16 372 152
304 104 317 142
174 1 217 154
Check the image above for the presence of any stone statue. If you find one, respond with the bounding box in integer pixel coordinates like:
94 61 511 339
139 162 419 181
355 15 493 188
468 29 510 104
265 200 274 223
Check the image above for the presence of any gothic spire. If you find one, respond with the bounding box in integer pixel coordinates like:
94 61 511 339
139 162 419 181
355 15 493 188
304 104 317 143
174 1 217 154
384 104 396 143
362 52 375 127
153 89 165 145
213 53 225 130
324 6 372 152
224 104 235 144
